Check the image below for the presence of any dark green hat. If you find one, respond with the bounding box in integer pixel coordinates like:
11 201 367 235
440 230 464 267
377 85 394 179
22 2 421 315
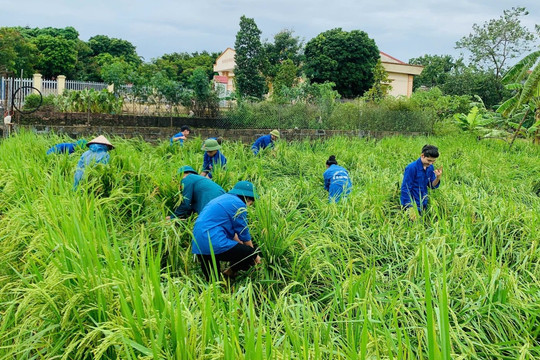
177 165 198 175
229 181 259 199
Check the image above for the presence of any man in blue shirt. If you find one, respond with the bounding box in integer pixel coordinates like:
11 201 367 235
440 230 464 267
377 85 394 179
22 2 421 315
192 181 261 280
200 138 227 179
47 139 87 155
323 155 352 203
170 125 191 145
73 135 114 189
251 129 280 155
167 165 225 219
400 145 443 219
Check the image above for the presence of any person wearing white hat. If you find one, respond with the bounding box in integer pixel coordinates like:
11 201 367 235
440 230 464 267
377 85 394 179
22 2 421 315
73 135 114 189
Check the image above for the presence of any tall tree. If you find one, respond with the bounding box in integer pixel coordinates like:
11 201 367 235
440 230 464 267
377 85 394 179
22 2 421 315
409 54 459 90
88 35 141 66
304 28 379 98
0 27 38 76
455 7 537 78
33 34 78 78
234 15 266 99
263 29 303 79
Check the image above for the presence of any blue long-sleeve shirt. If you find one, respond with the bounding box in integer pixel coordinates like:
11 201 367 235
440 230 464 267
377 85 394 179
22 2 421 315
170 132 186 145
400 158 440 211
47 142 76 155
73 144 111 189
202 151 227 177
251 134 274 155
192 194 252 255
172 174 225 218
323 164 352 203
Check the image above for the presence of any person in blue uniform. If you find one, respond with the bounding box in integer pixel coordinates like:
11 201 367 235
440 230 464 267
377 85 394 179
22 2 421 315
251 129 280 155
323 155 352 203
47 139 87 155
400 144 443 219
170 125 191 145
200 138 227 178
167 165 226 219
73 135 114 189
192 181 261 281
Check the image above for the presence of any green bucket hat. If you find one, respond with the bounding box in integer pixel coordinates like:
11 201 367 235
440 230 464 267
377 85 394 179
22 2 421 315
270 129 280 138
177 165 198 175
229 181 259 199
202 138 221 151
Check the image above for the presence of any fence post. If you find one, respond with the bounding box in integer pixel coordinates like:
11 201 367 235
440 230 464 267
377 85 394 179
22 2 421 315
32 73 42 94
107 84 114 93
57 75 66 95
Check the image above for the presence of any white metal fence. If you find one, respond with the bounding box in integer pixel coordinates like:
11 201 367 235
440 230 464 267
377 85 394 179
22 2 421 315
65 80 108 91
0 76 108 111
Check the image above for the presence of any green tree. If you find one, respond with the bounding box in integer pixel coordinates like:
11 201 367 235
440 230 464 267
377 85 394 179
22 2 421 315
263 29 303 79
88 35 141 66
33 34 78 78
272 59 299 102
363 59 392 103
455 7 537 78
409 54 459 90
234 15 266 99
188 67 219 117
100 56 135 93
304 28 379 98
0 27 38 76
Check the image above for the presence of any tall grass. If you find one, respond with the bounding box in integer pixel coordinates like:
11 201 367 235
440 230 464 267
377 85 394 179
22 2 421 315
0 130 539 359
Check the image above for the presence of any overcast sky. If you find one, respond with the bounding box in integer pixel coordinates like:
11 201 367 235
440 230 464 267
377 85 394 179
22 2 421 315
2 0 539 64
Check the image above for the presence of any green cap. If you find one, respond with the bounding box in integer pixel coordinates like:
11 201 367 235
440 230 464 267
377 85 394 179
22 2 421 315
229 181 259 199
270 129 280 138
177 165 198 175
202 138 221 151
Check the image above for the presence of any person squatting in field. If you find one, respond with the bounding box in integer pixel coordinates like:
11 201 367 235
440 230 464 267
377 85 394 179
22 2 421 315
170 125 191 145
323 155 352 203
47 139 87 155
400 144 443 219
200 138 227 179
167 165 226 220
73 135 114 189
251 129 280 155
192 181 261 281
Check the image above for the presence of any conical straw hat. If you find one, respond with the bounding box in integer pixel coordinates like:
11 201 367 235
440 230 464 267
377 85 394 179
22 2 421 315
87 135 114 149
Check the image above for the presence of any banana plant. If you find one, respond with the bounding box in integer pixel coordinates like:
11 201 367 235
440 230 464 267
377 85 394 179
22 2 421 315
453 106 493 133
497 50 540 147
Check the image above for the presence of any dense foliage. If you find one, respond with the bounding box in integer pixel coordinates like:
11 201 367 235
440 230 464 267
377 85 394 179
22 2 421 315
0 131 539 358
234 16 266 99
304 28 379 98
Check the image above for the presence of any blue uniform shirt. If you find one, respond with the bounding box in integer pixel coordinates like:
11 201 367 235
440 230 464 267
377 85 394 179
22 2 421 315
202 151 227 178
323 164 352 203
170 132 186 145
400 158 440 211
47 142 76 155
172 174 225 218
192 194 252 255
73 144 111 188
251 134 274 155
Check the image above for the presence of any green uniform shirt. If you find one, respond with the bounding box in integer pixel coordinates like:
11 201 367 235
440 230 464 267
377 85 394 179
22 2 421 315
172 174 225 218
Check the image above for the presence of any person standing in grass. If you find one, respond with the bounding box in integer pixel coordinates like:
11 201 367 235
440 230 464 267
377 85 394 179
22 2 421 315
47 139 87 155
200 138 227 179
251 129 280 155
167 165 225 219
323 155 352 203
400 144 443 219
192 181 261 281
73 135 114 189
170 125 191 145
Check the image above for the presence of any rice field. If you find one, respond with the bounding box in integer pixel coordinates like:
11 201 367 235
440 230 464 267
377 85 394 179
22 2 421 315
0 130 539 359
